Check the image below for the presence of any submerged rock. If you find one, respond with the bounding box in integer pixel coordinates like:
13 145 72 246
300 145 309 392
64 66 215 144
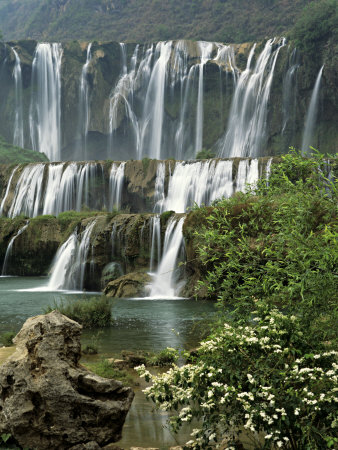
104 271 151 298
0 311 134 450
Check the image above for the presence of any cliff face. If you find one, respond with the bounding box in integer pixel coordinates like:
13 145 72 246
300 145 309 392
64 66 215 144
0 39 336 162
0 213 158 291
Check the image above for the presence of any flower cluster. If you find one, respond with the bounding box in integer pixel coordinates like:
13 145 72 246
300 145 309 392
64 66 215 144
136 308 338 449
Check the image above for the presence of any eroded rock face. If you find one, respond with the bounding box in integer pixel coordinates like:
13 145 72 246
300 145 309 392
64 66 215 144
104 271 151 298
0 311 134 450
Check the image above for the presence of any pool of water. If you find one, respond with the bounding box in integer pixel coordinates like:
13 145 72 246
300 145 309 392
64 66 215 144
0 276 215 448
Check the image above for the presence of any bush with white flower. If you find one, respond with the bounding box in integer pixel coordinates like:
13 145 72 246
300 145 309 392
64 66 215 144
137 303 338 449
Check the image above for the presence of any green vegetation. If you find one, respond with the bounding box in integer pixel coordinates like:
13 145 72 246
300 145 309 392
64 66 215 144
0 0 308 43
0 135 48 164
145 347 179 367
290 0 337 57
45 296 113 328
0 331 15 347
83 358 135 386
137 150 338 448
196 148 215 160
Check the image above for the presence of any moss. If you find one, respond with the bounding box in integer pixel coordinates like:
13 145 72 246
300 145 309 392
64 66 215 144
0 135 49 164
83 359 136 386
160 210 175 226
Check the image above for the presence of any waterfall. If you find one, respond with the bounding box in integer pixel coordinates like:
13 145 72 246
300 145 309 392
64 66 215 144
153 162 166 213
154 160 233 213
29 43 63 161
0 165 19 216
301 66 324 155
282 48 299 135
5 162 107 218
8 164 45 218
218 38 286 158
149 215 161 272
235 159 259 192
76 43 92 160
195 42 214 155
2 221 29 275
140 41 172 159
109 162 125 210
11 48 24 148
148 217 185 298
108 45 141 158
48 220 96 291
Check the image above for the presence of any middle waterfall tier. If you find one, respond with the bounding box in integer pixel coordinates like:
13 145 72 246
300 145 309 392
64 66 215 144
0 158 273 218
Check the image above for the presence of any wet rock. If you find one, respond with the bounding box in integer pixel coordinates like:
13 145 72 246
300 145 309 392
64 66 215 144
0 311 134 450
104 271 151 298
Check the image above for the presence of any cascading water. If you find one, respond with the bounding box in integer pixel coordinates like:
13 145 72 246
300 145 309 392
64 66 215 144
154 158 265 213
29 43 63 161
282 48 299 135
301 65 324 155
48 220 96 291
1 221 29 275
148 216 185 298
149 215 161 272
11 48 24 148
109 162 126 210
139 41 172 160
1 159 273 217
195 42 214 155
8 164 45 218
108 45 142 158
4 162 107 217
0 165 18 216
217 38 286 158
76 43 92 160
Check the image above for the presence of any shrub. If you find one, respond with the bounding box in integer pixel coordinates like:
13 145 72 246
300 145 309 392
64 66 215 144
192 150 337 337
0 331 15 347
45 296 113 328
290 0 337 62
137 305 338 449
146 347 179 367
196 148 215 160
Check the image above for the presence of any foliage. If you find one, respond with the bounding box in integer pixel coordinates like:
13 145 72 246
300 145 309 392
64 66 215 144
290 0 337 59
0 0 308 44
193 150 337 338
142 157 152 173
45 296 113 328
138 150 338 448
160 210 175 225
137 305 338 449
83 358 135 386
0 331 15 347
0 135 48 164
196 148 215 160
146 347 179 367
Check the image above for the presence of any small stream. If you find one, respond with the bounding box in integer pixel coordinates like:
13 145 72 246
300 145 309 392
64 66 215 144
0 276 215 448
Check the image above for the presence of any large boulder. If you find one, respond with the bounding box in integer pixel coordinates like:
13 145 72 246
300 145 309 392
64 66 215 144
104 271 151 298
0 311 134 450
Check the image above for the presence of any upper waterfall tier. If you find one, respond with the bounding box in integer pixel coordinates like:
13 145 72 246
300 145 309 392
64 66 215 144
0 158 273 218
0 39 336 161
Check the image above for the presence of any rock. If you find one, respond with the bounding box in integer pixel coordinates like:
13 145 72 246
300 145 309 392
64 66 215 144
130 448 159 450
101 262 124 288
104 271 151 298
0 311 134 450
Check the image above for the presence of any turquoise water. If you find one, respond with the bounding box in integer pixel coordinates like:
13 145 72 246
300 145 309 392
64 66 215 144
0 276 215 448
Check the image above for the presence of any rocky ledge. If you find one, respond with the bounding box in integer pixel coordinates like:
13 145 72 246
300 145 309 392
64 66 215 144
0 311 134 450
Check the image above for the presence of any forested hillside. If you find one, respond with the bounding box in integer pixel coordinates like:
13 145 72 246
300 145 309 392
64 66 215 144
0 0 309 43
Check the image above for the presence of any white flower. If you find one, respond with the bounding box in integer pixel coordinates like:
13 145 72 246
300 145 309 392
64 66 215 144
294 408 300 416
